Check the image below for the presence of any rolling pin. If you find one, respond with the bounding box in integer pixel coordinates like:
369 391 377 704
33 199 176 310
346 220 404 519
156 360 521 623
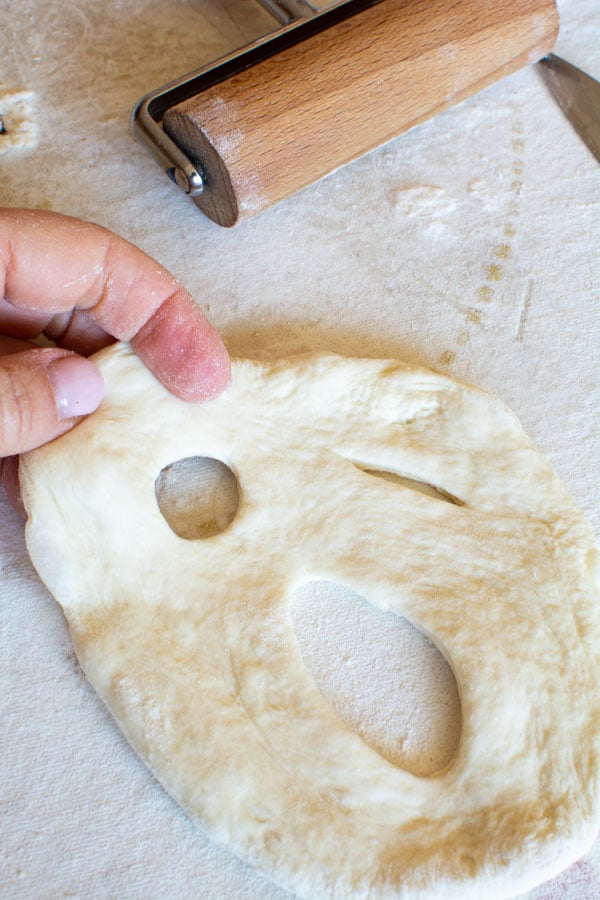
136 0 558 226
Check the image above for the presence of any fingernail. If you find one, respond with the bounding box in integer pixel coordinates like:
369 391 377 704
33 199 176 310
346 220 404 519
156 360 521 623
47 356 104 420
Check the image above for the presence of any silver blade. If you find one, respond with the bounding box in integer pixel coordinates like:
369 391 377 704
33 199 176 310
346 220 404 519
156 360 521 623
539 53 600 163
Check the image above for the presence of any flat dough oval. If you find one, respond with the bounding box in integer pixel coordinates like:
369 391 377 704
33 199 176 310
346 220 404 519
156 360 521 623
21 344 600 899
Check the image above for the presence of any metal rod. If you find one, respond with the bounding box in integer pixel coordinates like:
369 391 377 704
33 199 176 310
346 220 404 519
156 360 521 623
256 1 319 24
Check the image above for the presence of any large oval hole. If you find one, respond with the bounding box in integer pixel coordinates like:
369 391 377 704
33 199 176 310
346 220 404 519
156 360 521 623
291 581 461 776
155 456 239 539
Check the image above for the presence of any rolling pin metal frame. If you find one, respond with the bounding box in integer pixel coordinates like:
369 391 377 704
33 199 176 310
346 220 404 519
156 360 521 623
132 0 377 203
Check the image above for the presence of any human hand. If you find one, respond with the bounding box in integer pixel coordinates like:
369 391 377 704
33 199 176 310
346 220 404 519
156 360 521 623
0 207 230 510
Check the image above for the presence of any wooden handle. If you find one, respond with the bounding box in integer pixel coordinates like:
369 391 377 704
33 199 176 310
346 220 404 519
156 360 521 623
164 0 558 226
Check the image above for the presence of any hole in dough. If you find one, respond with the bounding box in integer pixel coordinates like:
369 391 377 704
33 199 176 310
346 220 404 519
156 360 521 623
291 580 462 776
155 456 239 540
357 465 463 506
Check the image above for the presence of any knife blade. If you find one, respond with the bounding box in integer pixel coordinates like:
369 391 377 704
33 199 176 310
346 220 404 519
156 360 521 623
539 53 600 163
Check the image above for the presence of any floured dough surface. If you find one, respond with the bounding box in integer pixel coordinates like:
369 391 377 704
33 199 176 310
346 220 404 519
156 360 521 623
21 345 600 899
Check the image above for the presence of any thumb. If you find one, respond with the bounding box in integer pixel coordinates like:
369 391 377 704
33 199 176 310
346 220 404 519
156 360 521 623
0 347 104 456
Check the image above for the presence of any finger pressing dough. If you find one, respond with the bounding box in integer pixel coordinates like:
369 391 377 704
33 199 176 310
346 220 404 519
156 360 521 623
21 344 600 899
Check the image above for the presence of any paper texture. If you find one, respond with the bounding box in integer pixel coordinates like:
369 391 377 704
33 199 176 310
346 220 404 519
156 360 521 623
1 0 598 896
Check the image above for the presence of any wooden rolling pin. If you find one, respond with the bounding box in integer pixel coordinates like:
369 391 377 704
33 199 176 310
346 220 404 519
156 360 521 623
163 0 558 226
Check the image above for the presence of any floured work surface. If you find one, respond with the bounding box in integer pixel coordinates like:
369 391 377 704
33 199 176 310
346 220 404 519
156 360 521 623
21 344 600 899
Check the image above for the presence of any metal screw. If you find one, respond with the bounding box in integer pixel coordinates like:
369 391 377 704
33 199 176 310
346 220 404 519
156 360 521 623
173 166 204 196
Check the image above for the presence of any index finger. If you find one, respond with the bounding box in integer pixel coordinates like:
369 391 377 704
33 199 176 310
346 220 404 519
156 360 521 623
0 208 230 402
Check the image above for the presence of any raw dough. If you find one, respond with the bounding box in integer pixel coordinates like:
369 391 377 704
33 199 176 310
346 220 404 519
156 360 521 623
21 344 600 899
0 86 37 153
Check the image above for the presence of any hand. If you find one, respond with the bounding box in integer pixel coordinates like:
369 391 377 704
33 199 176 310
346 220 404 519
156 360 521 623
0 207 230 510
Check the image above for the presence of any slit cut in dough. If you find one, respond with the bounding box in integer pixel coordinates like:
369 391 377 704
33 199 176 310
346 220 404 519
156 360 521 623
21 344 600 899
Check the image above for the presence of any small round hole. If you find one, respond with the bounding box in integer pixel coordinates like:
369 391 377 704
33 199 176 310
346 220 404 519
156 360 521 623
155 456 239 539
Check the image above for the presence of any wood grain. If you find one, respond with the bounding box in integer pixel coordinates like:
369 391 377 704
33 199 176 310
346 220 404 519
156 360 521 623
164 0 558 226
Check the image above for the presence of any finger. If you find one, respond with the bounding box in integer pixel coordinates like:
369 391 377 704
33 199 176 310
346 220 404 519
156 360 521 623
0 347 104 456
48 304 229 399
45 308 115 356
0 208 230 399
130 289 231 402
0 455 24 517
0 297 51 339
0 335 35 355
